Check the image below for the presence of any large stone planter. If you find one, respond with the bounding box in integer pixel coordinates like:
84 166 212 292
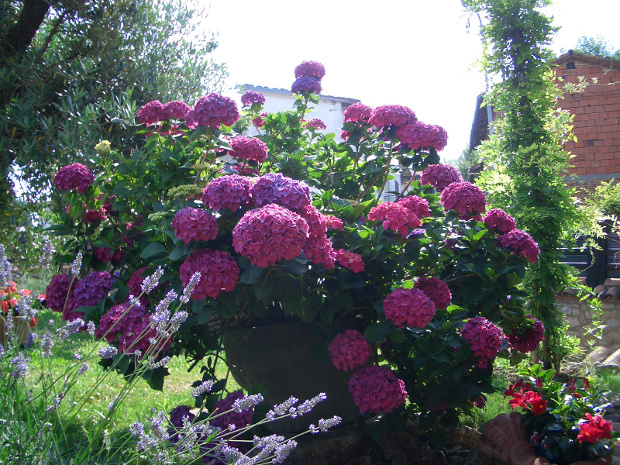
478 412 613 465
222 322 360 433
0 315 31 347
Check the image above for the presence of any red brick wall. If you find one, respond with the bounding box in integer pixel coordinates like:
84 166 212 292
555 60 620 178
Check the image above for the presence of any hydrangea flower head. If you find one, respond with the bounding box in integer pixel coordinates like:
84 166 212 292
250 173 311 212
329 329 371 371
343 102 373 123
383 287 436 328
291 76 322 95
229 136 268 163
294 61 326 80
415 277 451 310
71 271 116 308
233 204 309 268
335 249 365 273
163 100 190 120
483 208 516 234
136 100 167 126
461 317 503 368
179 249 239 299
172 208 218 244
348 365 407 414
203 175 253 212
304 118 327 131
496 229 541 263
210 391 254 430
185 93 239 128
440 182 487 220
397 121 448 151
299 205 329 239
506 316 544 353
45 274 77 313
367 202 421 236
397 195 431 219
54 163 95 193
368 105 416 128
240 90 266 107
420 164 463 192
303 235 336 269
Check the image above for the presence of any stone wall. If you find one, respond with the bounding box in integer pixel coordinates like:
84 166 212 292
556 293 620 349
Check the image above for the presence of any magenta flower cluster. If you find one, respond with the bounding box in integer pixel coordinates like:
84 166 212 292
369 105 416 129
460 317 503 369
291 61 324 95
496 229 541 263
396 121 448 151
367 202 421 236
185 93 240 128
383 287 436 328
172 208 218 244
45 274 77 313
415 277 451 310
506 316 545 353
72 271 116 308
303 235 336 269
210 391 254 430
136 100 191 126
440 182 487 220
343 102 373 123
229 136 268 163
304 118 327 130
240 90 266 107
420 164 464 192
250 173 311 212
483 208 516 234
329 329 371 371
53 163 94 193
397 195 431 219
179 249 239 299
232 204 309 268
202 174 253 212
335 249 365 273
348 365 407 414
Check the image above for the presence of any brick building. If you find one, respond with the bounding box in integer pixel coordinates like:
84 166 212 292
469 51 620 192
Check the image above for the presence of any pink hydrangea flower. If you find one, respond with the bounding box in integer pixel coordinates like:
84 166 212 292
185 93 239 128
383 287 436 329
294 61 326 80
240 90 266 106
440 182 487 220
93 247 112 263
329 329 371 371
420 164 463 192
496 229 540 263
252 112 268 128
232 204 309 268
291 76 322 95
210 391 254 430
83 207 106 224
415 277 451 310
326 215 344 231
202 175 253 212
396 121 448 151
303 235 336 269
228 136 268 163
368 105 416 128
72 271 116 308
367 202 421 236
172 208 218 244
179 249 239 299
343 102 373 123
460 317 503 369
348 365 407 414
163 100 191 120
136 100 167 126
127 266 151 306
506 316 545 353
335 249 365 273
397 195 431 219
483 208 516 234
45 274 77 313
250 173 311 212
53 163 95 193
304 118 327 130
299 205 329 239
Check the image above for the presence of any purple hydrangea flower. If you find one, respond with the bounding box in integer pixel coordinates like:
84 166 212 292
250 173 311 212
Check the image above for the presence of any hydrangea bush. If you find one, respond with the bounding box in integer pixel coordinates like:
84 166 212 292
47 62 545 435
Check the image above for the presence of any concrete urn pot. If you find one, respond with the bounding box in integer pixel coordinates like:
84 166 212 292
478 412 613 465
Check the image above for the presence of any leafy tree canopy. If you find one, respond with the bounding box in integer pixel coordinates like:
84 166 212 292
573 35 620 59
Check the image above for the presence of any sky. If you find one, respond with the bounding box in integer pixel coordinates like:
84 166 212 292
201 0 620 162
